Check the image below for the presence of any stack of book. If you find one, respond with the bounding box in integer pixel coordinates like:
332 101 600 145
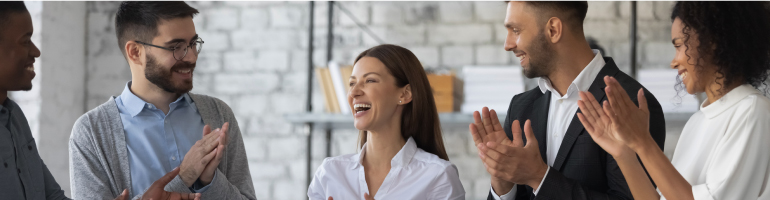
316 61 353 114
637 69 700 113
460 66 525 114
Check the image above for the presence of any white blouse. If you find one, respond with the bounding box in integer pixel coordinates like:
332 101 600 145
663 84 770 200
307 137 465 200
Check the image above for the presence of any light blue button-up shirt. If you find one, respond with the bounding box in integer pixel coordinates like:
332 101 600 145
115 82 211 195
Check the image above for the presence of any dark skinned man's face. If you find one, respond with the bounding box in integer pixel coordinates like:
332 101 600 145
0 11 40 92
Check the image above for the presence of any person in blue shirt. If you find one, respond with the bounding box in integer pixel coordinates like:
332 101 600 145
0 2 198 200
69 2 256 200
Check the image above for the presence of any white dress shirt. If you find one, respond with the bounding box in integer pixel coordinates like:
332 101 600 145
308 137 465 200
660 84 770 200
492 50 606 200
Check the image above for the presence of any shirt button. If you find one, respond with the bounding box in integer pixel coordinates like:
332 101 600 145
17 168 21 173
28 145 32 150
4 163 7 168
171 156 176 161
165 121 169 124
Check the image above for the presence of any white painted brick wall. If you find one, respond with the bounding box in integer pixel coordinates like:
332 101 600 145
371 2 403 25
586 1 618 20
442 45 475 67
474 1 507 23
407 46 440 68
644 42 676 66
214 73 279 94
438 2 473 23
429 24 493 45
337 2 370 27
270 6 304 28
207 8 240 30
476 44 511 65
241 8 270 30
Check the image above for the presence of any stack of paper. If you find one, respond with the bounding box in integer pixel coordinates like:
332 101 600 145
461 66 525 114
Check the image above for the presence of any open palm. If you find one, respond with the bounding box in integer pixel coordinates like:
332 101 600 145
470 107 518 148
577 91 633 158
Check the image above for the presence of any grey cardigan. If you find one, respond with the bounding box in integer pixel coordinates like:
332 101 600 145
69 93 256 200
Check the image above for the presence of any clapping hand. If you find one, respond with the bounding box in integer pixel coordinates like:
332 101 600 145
200 122 229 185
477 119 548 189
601 76 654 152
113 167 200 200
576 90 634 158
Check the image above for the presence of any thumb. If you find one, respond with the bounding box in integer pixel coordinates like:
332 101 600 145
202 125 212 136
114 189 128 200
220 122 230 144
152 167 180 188
637 89 649 113
220 122 230 135
511 120 524 147
523 120 538 148
328 197 333 200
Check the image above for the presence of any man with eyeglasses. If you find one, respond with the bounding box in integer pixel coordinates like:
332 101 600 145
0 1 202 200
70 2 256 200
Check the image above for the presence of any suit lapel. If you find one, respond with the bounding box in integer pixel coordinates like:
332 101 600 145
552 58 621 171
529 91 550 163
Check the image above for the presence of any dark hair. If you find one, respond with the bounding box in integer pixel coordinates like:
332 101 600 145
524 1 588 31
115 1 199 56
354 44 449 161
671 2 770 94
0 1 28 29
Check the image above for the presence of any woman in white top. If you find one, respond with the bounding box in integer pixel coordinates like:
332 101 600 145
307 44 465 200
576 2 770 200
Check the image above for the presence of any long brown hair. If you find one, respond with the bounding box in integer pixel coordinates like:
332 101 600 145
353 44 449 161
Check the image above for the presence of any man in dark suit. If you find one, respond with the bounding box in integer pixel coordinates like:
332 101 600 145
469 1 666 199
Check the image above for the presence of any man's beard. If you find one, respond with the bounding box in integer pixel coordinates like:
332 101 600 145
145 54 195 94
521 31 556 79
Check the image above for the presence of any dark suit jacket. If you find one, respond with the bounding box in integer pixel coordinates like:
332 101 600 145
488 57 666 200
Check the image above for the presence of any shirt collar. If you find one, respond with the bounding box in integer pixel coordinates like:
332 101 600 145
352 137 418 170
538 49 606 96
0 98 13 111
119 81 193 117
0 98 18 114
700 84 760 119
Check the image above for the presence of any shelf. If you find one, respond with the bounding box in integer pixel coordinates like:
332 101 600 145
285 112 505 129
284 112 693 130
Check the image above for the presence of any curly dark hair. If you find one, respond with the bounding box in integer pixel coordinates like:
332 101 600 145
671 2 770 95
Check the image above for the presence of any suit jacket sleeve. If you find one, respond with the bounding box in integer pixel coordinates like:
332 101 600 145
531 89 665 200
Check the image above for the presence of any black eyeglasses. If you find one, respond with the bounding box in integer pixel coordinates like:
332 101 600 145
135 37 204 61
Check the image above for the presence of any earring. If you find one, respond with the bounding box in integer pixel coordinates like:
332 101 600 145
399 101 402 104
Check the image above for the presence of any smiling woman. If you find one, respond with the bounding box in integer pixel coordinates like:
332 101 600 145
351 44 447 161
575 2 770 200
307 44 465 200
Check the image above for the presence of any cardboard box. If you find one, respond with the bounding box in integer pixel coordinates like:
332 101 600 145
427 74 463 113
